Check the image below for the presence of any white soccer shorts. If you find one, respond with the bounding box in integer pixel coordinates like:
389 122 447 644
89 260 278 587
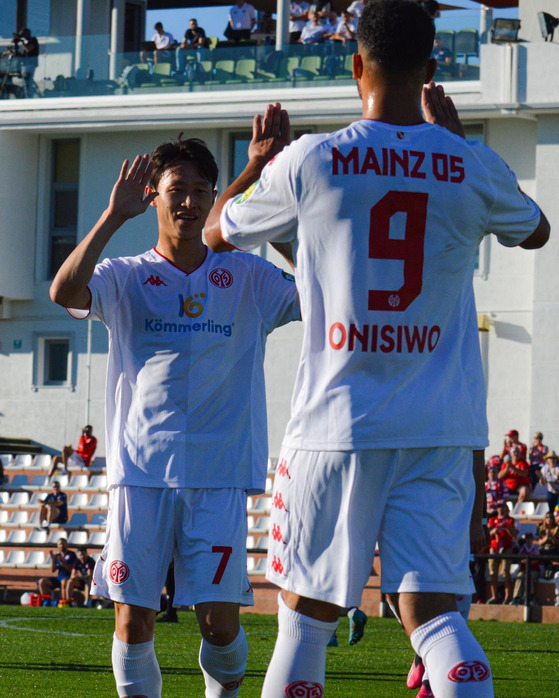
267 447 474 608
92 486 253 610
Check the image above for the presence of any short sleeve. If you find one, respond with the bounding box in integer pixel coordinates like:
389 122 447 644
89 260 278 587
249 256 300 333
220 144 300 251
475 143 541 247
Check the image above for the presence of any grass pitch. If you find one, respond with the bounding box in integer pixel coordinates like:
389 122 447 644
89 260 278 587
0 605 557 696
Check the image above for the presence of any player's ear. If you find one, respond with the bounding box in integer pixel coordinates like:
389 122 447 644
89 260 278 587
145 185 158 207
212 189 218 204
424 57 437 85
352 52 363 80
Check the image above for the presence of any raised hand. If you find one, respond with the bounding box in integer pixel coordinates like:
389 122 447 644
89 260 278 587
248 102 291 167
108 154 159 221
422 82 465 139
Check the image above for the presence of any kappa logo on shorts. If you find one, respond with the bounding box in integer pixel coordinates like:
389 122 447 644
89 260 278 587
209 268 234 288
272 523 286 544
448 661 490 683
109 560 130 585
273 492 288 511
277 459 291 479
271 555 285 575
285 680 324 697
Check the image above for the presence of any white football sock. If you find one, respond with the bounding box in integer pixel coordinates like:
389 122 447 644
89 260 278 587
261 593 338 697
411 612 493 698
198 626 248 697
112 634 162 698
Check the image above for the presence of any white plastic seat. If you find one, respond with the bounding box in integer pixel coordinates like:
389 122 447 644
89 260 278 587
0 510 9 524
27 529 48 544
533 502 549 519
248 515 270 534
69 493 89 509
27 512 41 527
7 529 27 544
250 557 267 575
6 492 30 508
13 454 33 468
89 475 108 492
32 454 53 470
267 458 277 474
511 501 535 519
4 550 26 567
65 512 88 529
66 474 89 491
28 492 45 506
248 496 272 515
5 510 29 527
21 551 47 568
68 530 88 546
87 531 106 547
0 454 13 468
89 456 106 472
85 493 108 511
0 550 4 563
27 474 50 491
0 491 9 505
0 529 6 542
254 536 268 550
265 477 273 493
246 535 255 549
48 529 69 544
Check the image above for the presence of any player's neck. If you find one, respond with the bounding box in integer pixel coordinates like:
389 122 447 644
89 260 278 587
155 237 207 274
361 84 424 126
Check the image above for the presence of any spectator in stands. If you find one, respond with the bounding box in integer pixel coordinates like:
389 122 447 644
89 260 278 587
537 510 559 570
486 464 505 515
487 502 517 604
327 9 357 43
68 546 96 607
308 0 331 24
37 481 68 531
432 35 452 67
141 22 176 65
177 19 209 73
529 431 548 490
498 446 531 502
257 11 276 36
299 11 328 43
289 0 310 43
347 0 365 20
228 0 256 42
50 424 97 477
500 428 527 463
14 27 39 97
512 531 541 605
538 449 559 514
485 453 501 478
38 537 77 605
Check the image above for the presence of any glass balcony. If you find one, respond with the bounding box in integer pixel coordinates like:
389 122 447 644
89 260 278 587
0 30 480 101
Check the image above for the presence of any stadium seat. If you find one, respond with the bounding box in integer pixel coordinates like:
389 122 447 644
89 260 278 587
27 512 41 528
0 491 9 505
248 496 272 515
87 531 106 547
85 513 107 529
89 475 108 492
3 550 26 567
265 477 273 493
436 29 456 57
27 474 50 490
4 474 30 490
246 496 253 511
248 515 270 534
27 529 48 544
48 529 69 544
0 510 8 524
6 529 27 544
254 536 268 551
65 513 88 529
0 529 6 542
455 28 479 63
21 550 47 568
84 493 108 510
511 501 535 519
0 550 4 563
293 55 322 81
250 557 267 575
89 456 106 472
5 492 30 508
28 492 45 506
5 511 29 527
267 458 276 474
246 535 255 549
0 454 13 469
233 58 256 82
31 454 52 470
533 502 549 519
69 493 89 509
12 453 33 468
68 530 88 546
66 474 89 491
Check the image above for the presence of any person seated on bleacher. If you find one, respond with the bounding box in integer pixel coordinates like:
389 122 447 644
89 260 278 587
539 449 559 514
537 511 559 574
177 19 209 73
487 501 518 604
486 463 505 515
49 424 97 477
529 431 548 490
299 11 328 44
511 531 541 605
141 22 177 65
431 35 452 69
327 9 357 44
37 480 68 532
67 546 96 607
497 446 531 503
38 537 77 605
289 0 310 44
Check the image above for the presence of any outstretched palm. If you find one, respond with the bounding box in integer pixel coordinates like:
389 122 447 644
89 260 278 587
108 154 159 220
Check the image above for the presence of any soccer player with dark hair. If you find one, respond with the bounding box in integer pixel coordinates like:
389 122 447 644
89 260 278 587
206 0 549 694
50 135 299 697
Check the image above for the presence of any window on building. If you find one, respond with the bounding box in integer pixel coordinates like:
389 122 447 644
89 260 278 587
33 334 73 388
49 139 80 279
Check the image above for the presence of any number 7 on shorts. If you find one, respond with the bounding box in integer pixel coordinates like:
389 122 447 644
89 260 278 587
212 545 233 584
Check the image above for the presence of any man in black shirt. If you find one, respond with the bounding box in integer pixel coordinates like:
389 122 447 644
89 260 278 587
15 27 39 97
177 19 209 73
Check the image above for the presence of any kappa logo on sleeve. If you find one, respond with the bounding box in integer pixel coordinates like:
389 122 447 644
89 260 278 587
234 181 258 204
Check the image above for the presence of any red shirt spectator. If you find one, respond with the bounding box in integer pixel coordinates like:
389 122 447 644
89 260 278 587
500 428 527 462
498 448 530 501
76 432 97 466
488 504 517 552
486 468 505 514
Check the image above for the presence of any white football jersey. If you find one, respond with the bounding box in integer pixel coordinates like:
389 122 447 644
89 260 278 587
220 120 541 451
69 247 299 491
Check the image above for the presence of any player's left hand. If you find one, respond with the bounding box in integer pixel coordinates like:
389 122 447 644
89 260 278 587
422 82 465 139
248 102 291 167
